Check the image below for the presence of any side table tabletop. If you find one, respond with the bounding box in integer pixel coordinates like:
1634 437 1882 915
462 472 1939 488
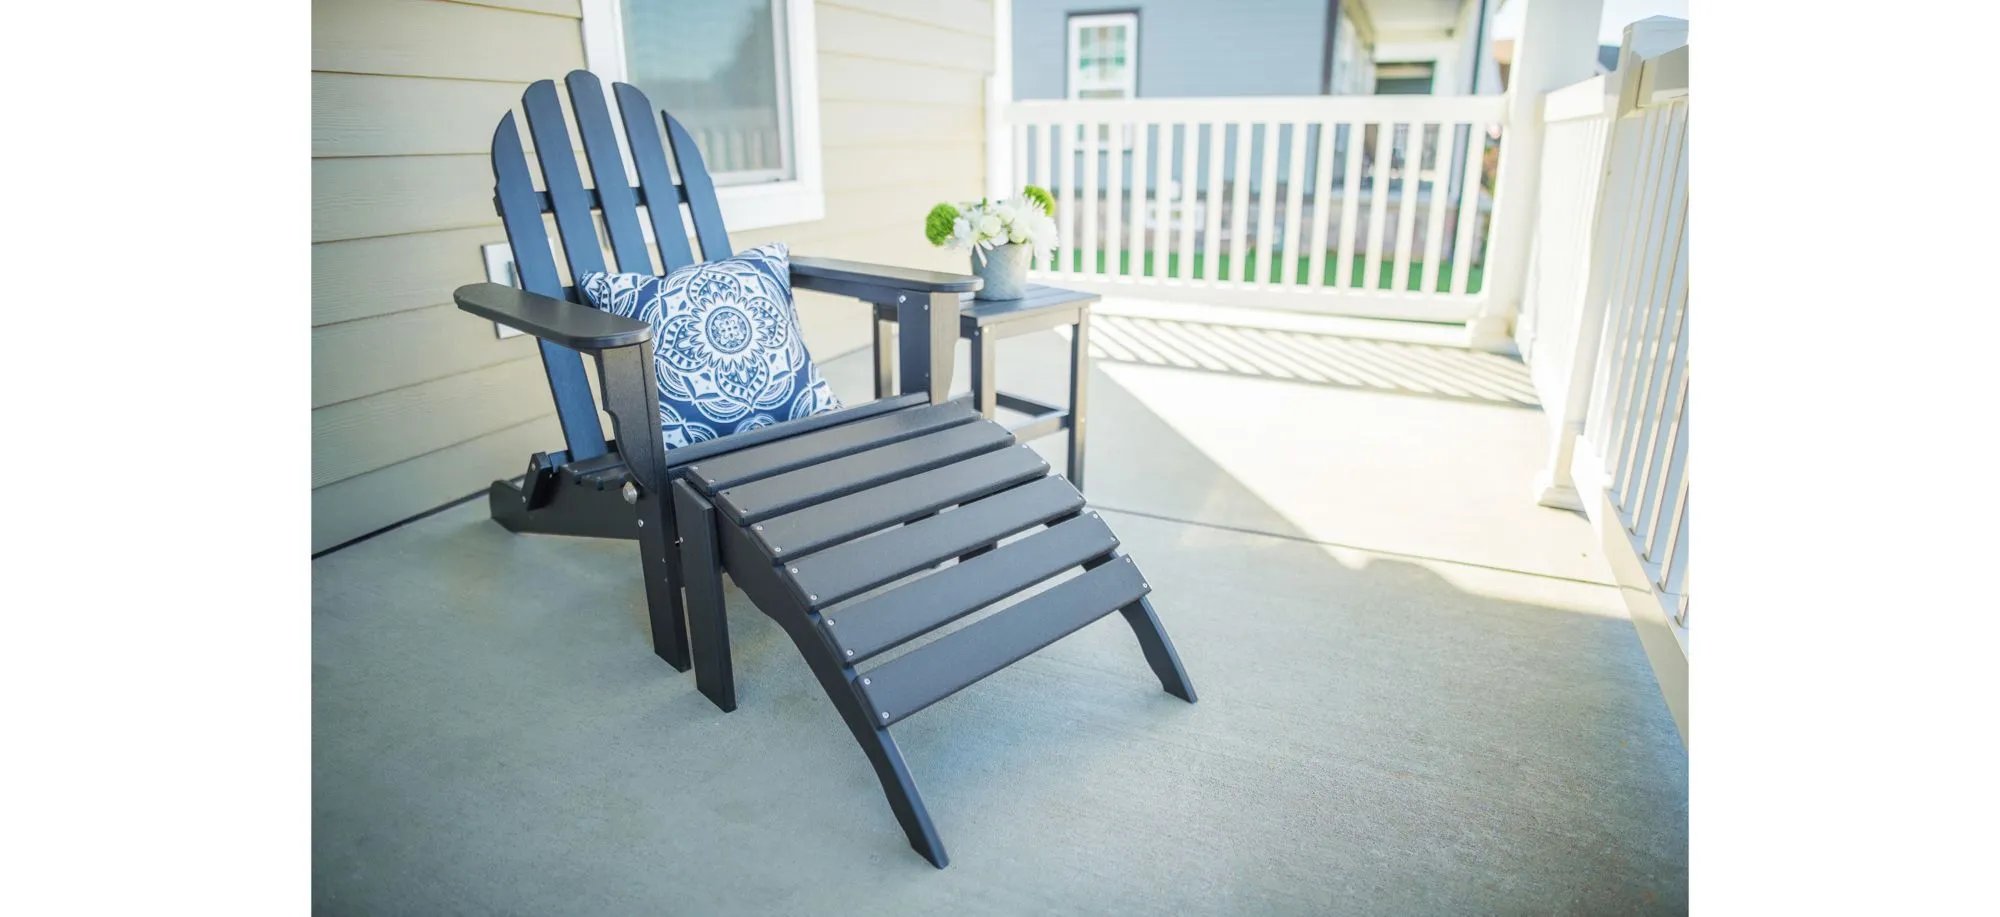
870 284 1101 490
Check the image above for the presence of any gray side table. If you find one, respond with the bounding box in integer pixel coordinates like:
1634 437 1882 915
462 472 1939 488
870 284 1100 490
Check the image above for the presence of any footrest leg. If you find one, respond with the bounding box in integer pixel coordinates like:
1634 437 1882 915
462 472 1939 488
1120 596 1197 704
674 481 736 712
855 721 949 869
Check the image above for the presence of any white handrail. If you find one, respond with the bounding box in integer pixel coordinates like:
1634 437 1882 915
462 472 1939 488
1005 95 1507 124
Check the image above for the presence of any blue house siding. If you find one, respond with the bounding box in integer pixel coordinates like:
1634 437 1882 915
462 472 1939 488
1013 0 1339 202
1012 0 1334 101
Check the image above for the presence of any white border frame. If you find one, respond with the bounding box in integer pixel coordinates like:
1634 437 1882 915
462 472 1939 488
579 0 825 231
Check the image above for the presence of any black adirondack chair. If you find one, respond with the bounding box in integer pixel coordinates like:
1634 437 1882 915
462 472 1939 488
451 71 1194 868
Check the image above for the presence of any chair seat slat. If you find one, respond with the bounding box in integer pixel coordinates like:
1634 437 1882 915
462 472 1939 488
788 475 1084 611
687 401 980 494
715 423 1013 525
822 510 1117 662
750 445 1051 562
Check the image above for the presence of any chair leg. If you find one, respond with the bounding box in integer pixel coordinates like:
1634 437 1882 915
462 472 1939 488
1119 596 1197 703
630 485 689 673
642 520 693 673
1066 310 1091 492
674 481 736 712
873 317 896 400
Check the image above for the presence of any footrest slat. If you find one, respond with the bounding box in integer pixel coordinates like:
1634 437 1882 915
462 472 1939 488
716 422 1012 524
826 511 1119 663
684 401 979 495
751 445 1050 562
788 476 1083 610
855 557 1149 726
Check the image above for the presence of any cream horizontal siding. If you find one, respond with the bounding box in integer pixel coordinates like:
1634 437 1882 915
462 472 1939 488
312 0 583 82
313 0 994 552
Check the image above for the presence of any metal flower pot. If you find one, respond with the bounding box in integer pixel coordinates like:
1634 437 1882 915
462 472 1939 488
972 243 1030 300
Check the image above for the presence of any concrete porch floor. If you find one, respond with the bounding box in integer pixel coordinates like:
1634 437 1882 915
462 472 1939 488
312 301 1688 914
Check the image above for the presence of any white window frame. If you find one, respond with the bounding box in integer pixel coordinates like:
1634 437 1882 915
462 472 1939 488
1066 12 1138 150
580 0 824 232
1066 12 1139 102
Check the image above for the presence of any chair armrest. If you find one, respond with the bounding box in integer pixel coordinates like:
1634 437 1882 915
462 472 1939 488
790 255 982 296
453 283 652 352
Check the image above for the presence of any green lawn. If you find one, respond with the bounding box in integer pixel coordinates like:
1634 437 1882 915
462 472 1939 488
1053 250 1484 294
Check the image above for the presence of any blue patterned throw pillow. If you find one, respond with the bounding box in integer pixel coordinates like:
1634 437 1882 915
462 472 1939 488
578 243 842 449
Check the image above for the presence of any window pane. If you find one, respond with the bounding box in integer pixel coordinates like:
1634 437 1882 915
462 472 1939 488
620 0 792 185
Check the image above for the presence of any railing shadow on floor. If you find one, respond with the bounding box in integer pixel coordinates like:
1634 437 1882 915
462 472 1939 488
1086 313 1542 409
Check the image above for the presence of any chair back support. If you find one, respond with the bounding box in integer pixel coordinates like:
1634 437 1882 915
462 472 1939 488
491 70 734 461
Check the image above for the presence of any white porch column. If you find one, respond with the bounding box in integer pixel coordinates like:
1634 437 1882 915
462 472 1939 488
1467 0 1605 353
985 0 1015 201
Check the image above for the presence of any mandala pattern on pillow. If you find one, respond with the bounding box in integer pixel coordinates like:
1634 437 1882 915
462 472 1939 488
579 243 842 449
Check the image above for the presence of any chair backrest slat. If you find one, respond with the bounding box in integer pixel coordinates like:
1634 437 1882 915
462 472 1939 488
488 72 749 462
613 81 699 272
663 113 733 261
521 81 611 285
491 110 609 461
565 71 656 275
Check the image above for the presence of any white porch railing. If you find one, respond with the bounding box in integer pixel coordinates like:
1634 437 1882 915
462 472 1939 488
1520 19 1689 736
1002 96 1507 322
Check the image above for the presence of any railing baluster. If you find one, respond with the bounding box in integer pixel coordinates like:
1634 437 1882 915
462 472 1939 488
1105 120 1124 277
1229 123 1254 282
1013 120 1030 256
1055 120 1074 277
1081 122 1099 277
1613 107 1688 503
1306 121 1338 290
1153 124 1175 281
1640 325 1688 555
1627 123 1690 520
1128 121 1152 279
1624 202 1689 520
1450 123 1486 295
1391 124 1426 292
1582 113 1646 453
1203 123 1226 281
1336 122 1366 288
1280 122 1308 287
1606 109 1675 461
1254 122 1282 284
1419 122 1452 294
1661 477 1689 595
1363 122 1397 290
1177 122 1200 280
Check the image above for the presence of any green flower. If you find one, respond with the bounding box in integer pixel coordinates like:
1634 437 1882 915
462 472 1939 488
1021 185 1055 216
924 203 960 247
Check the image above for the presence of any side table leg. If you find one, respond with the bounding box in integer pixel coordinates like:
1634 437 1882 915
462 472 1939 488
873 317 895 400
971 327 997 419
1068 310 1091 491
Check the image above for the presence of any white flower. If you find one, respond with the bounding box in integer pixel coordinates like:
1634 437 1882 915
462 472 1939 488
935 193 1060 261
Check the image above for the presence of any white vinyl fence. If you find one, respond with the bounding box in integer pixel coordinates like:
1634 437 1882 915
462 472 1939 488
1522 22 1689 671
1002 96 1507 322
